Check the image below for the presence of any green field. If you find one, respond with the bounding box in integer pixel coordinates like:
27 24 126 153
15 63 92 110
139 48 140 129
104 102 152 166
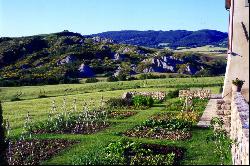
175 45 227 57
1 76 232 165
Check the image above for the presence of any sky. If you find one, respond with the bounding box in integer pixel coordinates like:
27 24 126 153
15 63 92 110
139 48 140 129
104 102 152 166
0 0 229 37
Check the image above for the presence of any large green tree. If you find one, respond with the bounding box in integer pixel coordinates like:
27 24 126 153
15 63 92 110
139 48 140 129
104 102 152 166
0 101 8 165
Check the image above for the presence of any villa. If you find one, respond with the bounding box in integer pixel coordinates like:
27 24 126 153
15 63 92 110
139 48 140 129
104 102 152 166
220 0 249 165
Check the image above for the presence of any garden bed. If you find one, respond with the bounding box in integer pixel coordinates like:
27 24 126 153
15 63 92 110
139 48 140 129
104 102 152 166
29 110 111 135
124 126 192 140
6 139 79 165
123 111 194 141
140 143 185 165
33 121 110 134
102 139 185 165
108 111 137 119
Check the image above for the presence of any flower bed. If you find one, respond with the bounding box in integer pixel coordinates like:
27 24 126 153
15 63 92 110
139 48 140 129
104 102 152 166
124 127 192 140
108 111 137 119
30 110 110 135
7 139 79 165
123 112 194 140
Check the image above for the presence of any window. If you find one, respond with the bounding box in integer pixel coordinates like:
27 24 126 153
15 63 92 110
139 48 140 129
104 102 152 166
246 0 249 7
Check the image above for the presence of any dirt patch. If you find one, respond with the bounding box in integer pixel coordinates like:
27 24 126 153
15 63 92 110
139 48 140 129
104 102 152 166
7 139 79 165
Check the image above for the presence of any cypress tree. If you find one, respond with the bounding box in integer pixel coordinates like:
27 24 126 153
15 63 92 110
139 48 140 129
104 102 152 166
0 101 8 165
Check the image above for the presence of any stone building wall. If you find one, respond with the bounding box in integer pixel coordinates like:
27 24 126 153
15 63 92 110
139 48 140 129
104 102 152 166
223 0 249 102
230 92 249 165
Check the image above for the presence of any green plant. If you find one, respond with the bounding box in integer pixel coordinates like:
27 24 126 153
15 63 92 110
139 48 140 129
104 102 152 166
141 117 192 131
0 101 8 165
166 89 180 99
132 95 154 108
130 153 175 165
38 89 47 98
206 117 234 165
10 91 22 101
117 73 127 81
20 112 33 140
176 112 200 125
85 77 99 83
103 139 128 165
232 78 245 86
103 139 176 165
106 98 131 109
32 99 108 134
138 73 167 80
106 76 119 82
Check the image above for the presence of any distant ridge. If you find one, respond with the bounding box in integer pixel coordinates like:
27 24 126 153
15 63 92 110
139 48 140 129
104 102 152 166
89 29 228 48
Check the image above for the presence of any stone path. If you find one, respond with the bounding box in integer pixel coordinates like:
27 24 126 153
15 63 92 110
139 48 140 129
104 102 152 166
197 98 219 128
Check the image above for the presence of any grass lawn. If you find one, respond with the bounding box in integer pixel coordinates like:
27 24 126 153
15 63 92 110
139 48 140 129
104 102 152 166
1 77 232 165
36 102 231 165
0 76 224 102
2 86 221 136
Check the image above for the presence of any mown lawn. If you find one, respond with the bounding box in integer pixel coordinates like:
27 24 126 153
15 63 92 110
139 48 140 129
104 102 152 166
3 86 221 135
0 76 224 102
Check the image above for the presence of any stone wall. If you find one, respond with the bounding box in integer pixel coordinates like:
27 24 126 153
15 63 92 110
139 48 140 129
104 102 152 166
179 89 211 99
122 91 166 101
231 92 249 165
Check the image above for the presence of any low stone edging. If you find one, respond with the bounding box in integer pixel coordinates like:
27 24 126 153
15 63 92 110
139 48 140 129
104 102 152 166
122 91 166 101
179 89 212 99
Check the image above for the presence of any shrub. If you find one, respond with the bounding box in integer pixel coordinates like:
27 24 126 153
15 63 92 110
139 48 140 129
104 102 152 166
117 73 127 81
10 97 21 102
107 76 118 82
166 89 180 99
106 98 131 109
0 101 8 165
10 91 22 101
127 76 138 81
85 77 99 83
138 73 167 80
132 95 154 108
38 89 47 98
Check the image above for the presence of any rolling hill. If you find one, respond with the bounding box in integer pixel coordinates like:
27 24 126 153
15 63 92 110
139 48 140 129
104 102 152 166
0 31 227 86
89 29 228 48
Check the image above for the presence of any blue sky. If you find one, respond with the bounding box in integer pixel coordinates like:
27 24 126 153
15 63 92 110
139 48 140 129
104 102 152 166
0 0 229 37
